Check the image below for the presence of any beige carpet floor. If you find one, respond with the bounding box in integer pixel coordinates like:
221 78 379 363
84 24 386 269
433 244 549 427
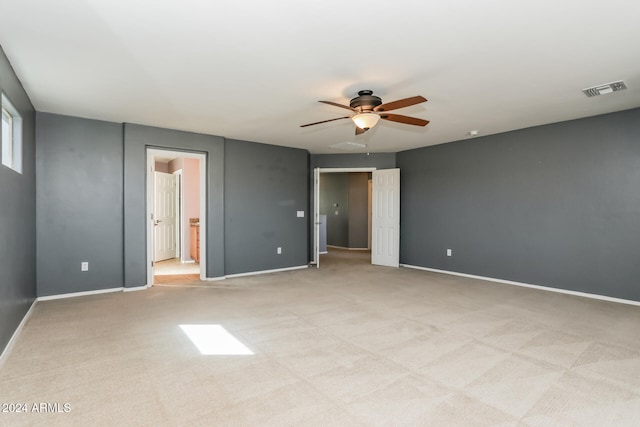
1 249 640 426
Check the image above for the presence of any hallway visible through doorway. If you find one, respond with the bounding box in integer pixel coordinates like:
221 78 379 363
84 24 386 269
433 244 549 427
154 257 200 284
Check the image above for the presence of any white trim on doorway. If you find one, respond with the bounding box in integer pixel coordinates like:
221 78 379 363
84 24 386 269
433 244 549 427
172 169 183 260
313 167 377 267
318 168 377 173
146 149 207 286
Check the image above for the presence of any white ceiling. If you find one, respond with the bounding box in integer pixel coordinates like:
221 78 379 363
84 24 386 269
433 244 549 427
1 0 639 154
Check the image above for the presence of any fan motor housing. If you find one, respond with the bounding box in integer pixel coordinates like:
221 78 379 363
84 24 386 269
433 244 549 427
350 90 382 111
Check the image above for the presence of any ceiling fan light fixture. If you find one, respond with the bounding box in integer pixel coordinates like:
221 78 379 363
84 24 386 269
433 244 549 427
352 112 380 130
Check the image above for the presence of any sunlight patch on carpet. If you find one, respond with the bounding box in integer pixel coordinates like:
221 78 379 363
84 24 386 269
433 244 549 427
179 324 254 355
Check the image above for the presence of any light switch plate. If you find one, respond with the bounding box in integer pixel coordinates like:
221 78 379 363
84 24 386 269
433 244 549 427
81 261 89 271
297 210 304 217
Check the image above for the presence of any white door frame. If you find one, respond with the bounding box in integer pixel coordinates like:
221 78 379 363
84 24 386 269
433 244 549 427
312 167 377 267
172 169 183 260
368 178 372 249
313 168 320 268
146 148 207 285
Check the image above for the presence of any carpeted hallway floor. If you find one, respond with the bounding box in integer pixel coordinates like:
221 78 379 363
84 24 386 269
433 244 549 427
1 249 640 426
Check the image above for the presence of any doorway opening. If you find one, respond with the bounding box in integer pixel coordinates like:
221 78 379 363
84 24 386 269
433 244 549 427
312 167 400 269
318 171 373 265
146 148 207 286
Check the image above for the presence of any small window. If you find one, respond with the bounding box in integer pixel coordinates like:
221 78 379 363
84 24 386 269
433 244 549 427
1 93 22 173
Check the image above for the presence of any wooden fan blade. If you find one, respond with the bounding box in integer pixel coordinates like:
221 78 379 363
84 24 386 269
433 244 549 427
318 100 357 111
355 126 367 135
380 113 429 127
300 116 351 127
374 95 427 112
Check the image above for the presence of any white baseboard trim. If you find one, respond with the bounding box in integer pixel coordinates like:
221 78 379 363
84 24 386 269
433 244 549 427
37 287 124 301
0 299 37 369
401 264 640 307
123 285 150 292
204 276 226 282
225 265 308 279
327 245 370 251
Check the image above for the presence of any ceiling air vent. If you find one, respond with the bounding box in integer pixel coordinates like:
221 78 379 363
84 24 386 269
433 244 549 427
329 141 366 151
582 81 627 97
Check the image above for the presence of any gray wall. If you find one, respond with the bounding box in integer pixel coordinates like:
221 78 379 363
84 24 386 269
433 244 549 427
124 124 225 285
0 47 36 354
348 172 370 249
224 139 309 274
36 113 123 296
320 173 349 247
35 116 309 293
397 108 640 301
311 152 396 170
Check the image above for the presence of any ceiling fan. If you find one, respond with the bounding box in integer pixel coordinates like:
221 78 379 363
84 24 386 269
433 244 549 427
300 90 429 135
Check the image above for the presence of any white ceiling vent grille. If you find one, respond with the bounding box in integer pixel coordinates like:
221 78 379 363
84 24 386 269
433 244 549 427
582 81 627 97
329 141 366 151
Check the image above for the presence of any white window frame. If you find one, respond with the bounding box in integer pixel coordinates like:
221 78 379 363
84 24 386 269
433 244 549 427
1 93 22 174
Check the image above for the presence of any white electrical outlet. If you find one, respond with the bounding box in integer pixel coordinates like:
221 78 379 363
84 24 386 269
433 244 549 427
446 249 452 257
297 210 304 218
81 261 89 271
277 247 282 254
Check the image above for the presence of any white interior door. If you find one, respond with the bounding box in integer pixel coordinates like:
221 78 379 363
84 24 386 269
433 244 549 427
371 168 400 267
313 167 320 268
154 171 177 262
